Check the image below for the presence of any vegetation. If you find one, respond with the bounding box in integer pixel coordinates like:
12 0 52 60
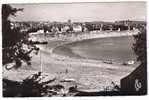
3 72 64 97
2 4 38 68
133 25 146 66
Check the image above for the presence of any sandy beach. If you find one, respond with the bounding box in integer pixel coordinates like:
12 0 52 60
3 30 139 91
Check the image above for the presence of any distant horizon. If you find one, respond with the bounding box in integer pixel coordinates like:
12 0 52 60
9 2 146 22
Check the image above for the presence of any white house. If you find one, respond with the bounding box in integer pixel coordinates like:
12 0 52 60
73 25 82 32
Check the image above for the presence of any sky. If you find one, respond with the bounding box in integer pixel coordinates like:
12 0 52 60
10 2 146 22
